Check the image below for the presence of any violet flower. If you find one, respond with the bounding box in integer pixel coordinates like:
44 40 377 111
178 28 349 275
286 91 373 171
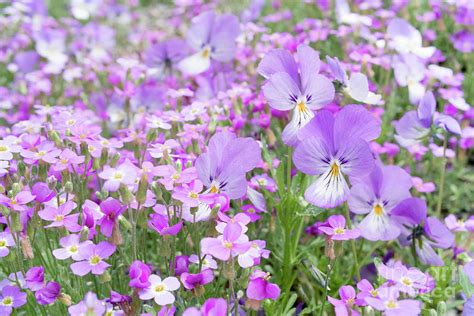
201 223 250 261
99 160 138 192
258 44 334 145
348 164 412 241
387 18 435 58
68 292 106 316
148 213 183 236
180 269 214 290
318 215 360 240
246 270 280 301
25 266 44 292
183 298 227 316
0 191 35 212
195 132 261 199
35 281 61 305
145 38 189 78
98 197 124 238
129 260 152 290
179 11 241 75
52 234 90 260
293 105 380 208
0 232 14 258
38 200 81 232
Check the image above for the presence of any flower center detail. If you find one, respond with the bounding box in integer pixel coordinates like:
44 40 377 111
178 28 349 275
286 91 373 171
401 277 412 286
154 284 165 292
223 241 233 249
201 47 210 59
188 191 199 199
0 240 6 247
210 184 220 194
330 163 340 177
113 172 123 180
385 300 398 309
89 255 101 265
373 204 383 216
0 146 8 152
55 215 65 222
334 227 345 234
69 245 78 253
1 296 13 306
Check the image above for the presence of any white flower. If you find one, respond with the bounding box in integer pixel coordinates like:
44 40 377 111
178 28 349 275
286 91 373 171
139 274 180 306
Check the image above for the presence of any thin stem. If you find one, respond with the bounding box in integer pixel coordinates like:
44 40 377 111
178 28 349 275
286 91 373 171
319 260 334 316
287 146 292 190
343 205 361 281
435 133 448 217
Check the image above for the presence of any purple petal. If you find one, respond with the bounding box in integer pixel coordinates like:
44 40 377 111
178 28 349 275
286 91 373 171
257 48 298 81
303 74 335 110
334 105 381 144
296 44 320 90
417 91 435 127
262 72 301 111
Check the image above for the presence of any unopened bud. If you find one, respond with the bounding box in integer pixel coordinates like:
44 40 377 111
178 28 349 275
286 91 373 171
99 271 111 283
64 181 74 193
80 227 90 242
20 235 34 259
10 212 22 232
58 293 72 306
151 182 162 201
437 302 446 316
48 130 62 147
0 205 10 217
192 286 205 297
146 129 157 143
325 237 335 260
118 215 132 231
99 148 108 167
110 153 120 167
17 161 26 177
110 225 123 245
11 183 21 196
136 175 148 205
119 185 134 205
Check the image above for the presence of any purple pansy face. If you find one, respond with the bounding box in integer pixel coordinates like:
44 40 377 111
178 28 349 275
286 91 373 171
293 105 380 208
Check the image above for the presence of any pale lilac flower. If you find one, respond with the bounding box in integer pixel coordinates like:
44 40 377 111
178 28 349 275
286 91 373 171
293 105 380 208
201 223 250 261
258 44 334 145
365 287 421 316
0 286 27 315
0 161 9 177
319 215 361 240
195 132 261 199
21 141 60 164
146 115 172 130
155 165 197 190
377 262 428 296
387 18 435 58
238 240 269 268
348 164 412 241
183 298 227 316
38 200 81 232
412 177 436 193
0 232 14 258
139 274 180 306
52 234 90 260
148 140 180 159
144 38 189 78
393 54 426 104
189 254 218 270
179 11 240 75
53 149 85 172
99 160 138 192
172 180 214 207
0 191 36 212
68 292 106 316
0 137 21 161
70 241 116 276
445 214 474 232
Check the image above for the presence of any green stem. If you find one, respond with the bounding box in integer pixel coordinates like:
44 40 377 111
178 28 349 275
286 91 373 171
435 133 448 217
343 205 360 281
319 260 335 316
287 146 292 190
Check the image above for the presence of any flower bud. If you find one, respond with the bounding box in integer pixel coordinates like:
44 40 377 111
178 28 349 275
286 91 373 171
58 293 72 306
80 227 90 242
437 302 446 316
110 153 121 167
20 235 34 259
10 212 22 232
11 183 21 196
17 161 26 177
146 129 157 143
119 185 134 205
136 175 148 205
99 148 108 167
64 181 74 193
99 271 112 283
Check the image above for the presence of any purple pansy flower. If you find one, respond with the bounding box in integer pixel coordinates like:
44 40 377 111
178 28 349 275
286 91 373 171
145 38 189 78
348 164 412 241
392 198 454 266
293 105 380 208
318 215 360 240
258 44 335 145
195 132 261 199
179 11 240 75
70 241 116 276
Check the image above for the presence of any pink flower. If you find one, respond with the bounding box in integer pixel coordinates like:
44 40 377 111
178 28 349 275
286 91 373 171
172 180 214 207
365 287 421 316
20 141 60 164
155 165 197 190
99 160 138 192
97 198 124 237
53 149 85 171
412 177 436 193
200 223 250 261
70 241 116 276
318 215 361 240
0 191 35 212
148 213 182 236
0 232 14 257
180 269 214 290
246 270 280 301
148 139 180 159
328 285 360 316
38 201 81 232
52 234 91 260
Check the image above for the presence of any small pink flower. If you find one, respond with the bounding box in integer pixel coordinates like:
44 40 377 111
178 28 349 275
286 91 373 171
38 201 81 232
200 223 250 261
318 215 360 240
139 274 180 306
99 160 138 192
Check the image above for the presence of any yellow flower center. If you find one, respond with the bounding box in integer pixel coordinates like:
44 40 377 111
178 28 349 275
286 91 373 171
373 204 383 216
401 277 412 286
35 151 46 157
60 159 68 164
223 241 233 249
330 163 340 177
0 240 6 247
188 191 199 199
0 145 8 152
113 172 123 180
386 300 398 309
210 184 220 194
154 284 165 292
69 245 78 253
55 215 64 222
370 290 378 297
171 173 180 181
334 227 345 234
2 296 13 306
89 255 101 265
201 47 210 59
